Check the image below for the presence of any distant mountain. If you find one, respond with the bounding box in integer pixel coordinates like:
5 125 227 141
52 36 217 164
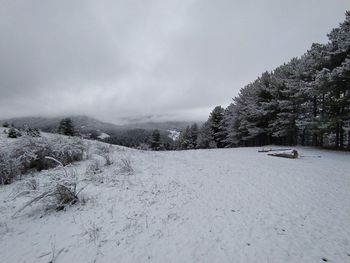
1 116 59 132
124 121 202 132
0 116 202 135
0 116 124 134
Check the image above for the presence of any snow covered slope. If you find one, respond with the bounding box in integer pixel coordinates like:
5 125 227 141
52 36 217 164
97 132 110 140
0 137 350 262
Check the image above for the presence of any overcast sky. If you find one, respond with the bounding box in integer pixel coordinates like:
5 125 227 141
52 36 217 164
0 0 349 124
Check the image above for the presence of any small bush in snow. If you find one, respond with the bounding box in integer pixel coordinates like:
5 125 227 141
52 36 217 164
82 222 102 243
0 135 86 185
57 118 75 136
25 178 39 191
85 159 104 184
98 144 114 166
7 127 22 138
0 151 21 184
50 136 85 165
86 159 103 175
13 157 84 216
24 127 41 137
119 158 134 174
54 183 79 210
137 143 151 151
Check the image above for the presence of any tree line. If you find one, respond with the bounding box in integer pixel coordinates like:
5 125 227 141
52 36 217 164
177 11 350 150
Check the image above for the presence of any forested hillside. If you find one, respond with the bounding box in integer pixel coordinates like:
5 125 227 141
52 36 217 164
179 12 350 150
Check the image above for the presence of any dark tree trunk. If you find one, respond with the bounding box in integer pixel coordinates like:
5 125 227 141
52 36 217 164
312 96 318 146
312 134 318 147
339 121 344 149
335 122 340 148
313 96 317 117
301 130 305 146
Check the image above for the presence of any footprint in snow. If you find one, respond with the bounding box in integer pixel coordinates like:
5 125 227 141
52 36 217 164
274 227 286 235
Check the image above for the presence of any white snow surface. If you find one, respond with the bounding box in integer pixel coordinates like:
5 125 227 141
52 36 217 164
97 132 110 140
0 134 350 263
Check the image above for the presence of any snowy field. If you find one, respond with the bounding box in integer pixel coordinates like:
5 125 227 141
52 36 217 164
0 134 350 263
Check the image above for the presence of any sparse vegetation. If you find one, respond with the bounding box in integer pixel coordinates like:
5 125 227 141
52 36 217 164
86 159 103 176
104 128 175 150
58 118 75 136
85 159 104 184
13 157 84 216
24 126 41 137
82 221 102 243
149 129 162 151
7 127 22 138
97 144 114 166
0 135 86 185
118 158 134 174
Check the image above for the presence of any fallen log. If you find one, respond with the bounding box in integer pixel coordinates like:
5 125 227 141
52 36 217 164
300 155 322 158
268 150 299 159
258 148 292 153
258 148 272 152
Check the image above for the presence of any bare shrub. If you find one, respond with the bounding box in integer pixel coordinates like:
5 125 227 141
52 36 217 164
119 158 134 174
24 126 41 137
12 157 85 217
86 159 102 175
85 159 104 184
50 137 85 165
0 151 21 184
0 135 86 185
47 238 65 263
24 178 39 191
97 144 114 166
9 178 40 200
82 222 102 243
54 184 78 210
110 158 135 189
7 127 22 138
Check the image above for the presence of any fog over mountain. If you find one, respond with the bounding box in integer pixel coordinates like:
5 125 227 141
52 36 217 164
0 115 197 134
0 1 349 124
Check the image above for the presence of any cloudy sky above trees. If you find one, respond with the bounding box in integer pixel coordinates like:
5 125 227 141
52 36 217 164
0 0 349 124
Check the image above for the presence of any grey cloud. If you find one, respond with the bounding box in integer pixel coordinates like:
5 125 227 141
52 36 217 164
0 0 349 124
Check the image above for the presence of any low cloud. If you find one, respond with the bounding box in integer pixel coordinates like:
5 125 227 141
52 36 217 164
0 0 348 124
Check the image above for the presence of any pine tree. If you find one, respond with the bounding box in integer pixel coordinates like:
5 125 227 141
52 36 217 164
208 106 225 148
177 123 199 150
8 127 21 138
178 126 191 150
197 121 216 149
189 123 199 149
209 12 350 149
58 118 75 136
223 103 240 147
149 129 162 151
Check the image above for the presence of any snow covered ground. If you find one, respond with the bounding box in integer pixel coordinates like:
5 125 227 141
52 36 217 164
0 133 350 262
97 132 110 140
